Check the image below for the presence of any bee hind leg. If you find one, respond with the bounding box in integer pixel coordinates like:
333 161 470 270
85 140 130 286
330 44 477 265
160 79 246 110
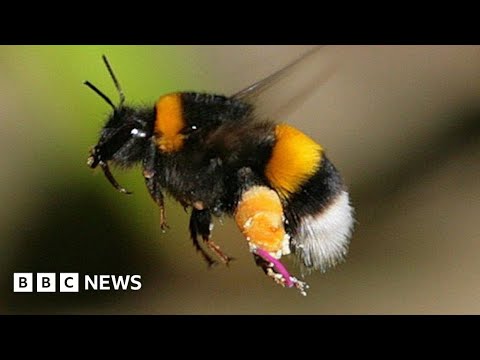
189 209 234 266
253 248 309 296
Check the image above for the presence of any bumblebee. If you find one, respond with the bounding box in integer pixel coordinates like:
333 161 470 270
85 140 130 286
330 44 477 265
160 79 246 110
85 47 354 295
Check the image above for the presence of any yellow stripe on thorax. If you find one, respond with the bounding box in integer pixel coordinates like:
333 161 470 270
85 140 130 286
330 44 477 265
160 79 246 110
265 124 323 198
155 93 185 153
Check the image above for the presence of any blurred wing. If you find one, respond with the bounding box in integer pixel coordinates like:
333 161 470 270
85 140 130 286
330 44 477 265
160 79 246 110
232 45 342 121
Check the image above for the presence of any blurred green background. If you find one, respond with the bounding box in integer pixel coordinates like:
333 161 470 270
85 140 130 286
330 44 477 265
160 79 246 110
1 45 479 314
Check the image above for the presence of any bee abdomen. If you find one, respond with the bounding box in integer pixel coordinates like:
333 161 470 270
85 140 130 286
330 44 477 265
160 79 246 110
284 157 354 271
290 190 354 272
264 124 354 272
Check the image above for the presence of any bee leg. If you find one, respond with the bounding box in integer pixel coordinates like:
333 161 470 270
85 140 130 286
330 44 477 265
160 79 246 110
143 138 168 230
253 252 309 296
207 240 235 267
253 254 286 286
145 176 168 231
189 210 217 267
190 209 234 266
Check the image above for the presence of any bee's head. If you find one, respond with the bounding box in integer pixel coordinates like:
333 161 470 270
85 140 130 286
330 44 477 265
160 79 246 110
85 56 153 194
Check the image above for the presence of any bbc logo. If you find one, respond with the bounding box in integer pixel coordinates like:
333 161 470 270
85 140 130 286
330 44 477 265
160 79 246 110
13 273 79 293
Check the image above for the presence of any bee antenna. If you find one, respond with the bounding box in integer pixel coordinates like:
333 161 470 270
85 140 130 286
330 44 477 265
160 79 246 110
102 55 125 107
83 81 117 111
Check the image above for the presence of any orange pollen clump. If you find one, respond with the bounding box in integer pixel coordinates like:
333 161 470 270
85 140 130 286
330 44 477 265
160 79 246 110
234 186 286 254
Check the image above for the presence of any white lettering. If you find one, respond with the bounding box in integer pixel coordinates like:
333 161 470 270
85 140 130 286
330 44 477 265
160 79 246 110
99 275 110 290
111 275 130 290
130 275 142 290
84 275 97 290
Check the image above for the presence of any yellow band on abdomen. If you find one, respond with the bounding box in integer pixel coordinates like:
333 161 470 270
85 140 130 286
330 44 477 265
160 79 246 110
265 124 323 198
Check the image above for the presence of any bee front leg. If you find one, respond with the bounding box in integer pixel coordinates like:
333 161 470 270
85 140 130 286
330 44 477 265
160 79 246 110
145 176 168 231
189 209 234 266
143 138 168 231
